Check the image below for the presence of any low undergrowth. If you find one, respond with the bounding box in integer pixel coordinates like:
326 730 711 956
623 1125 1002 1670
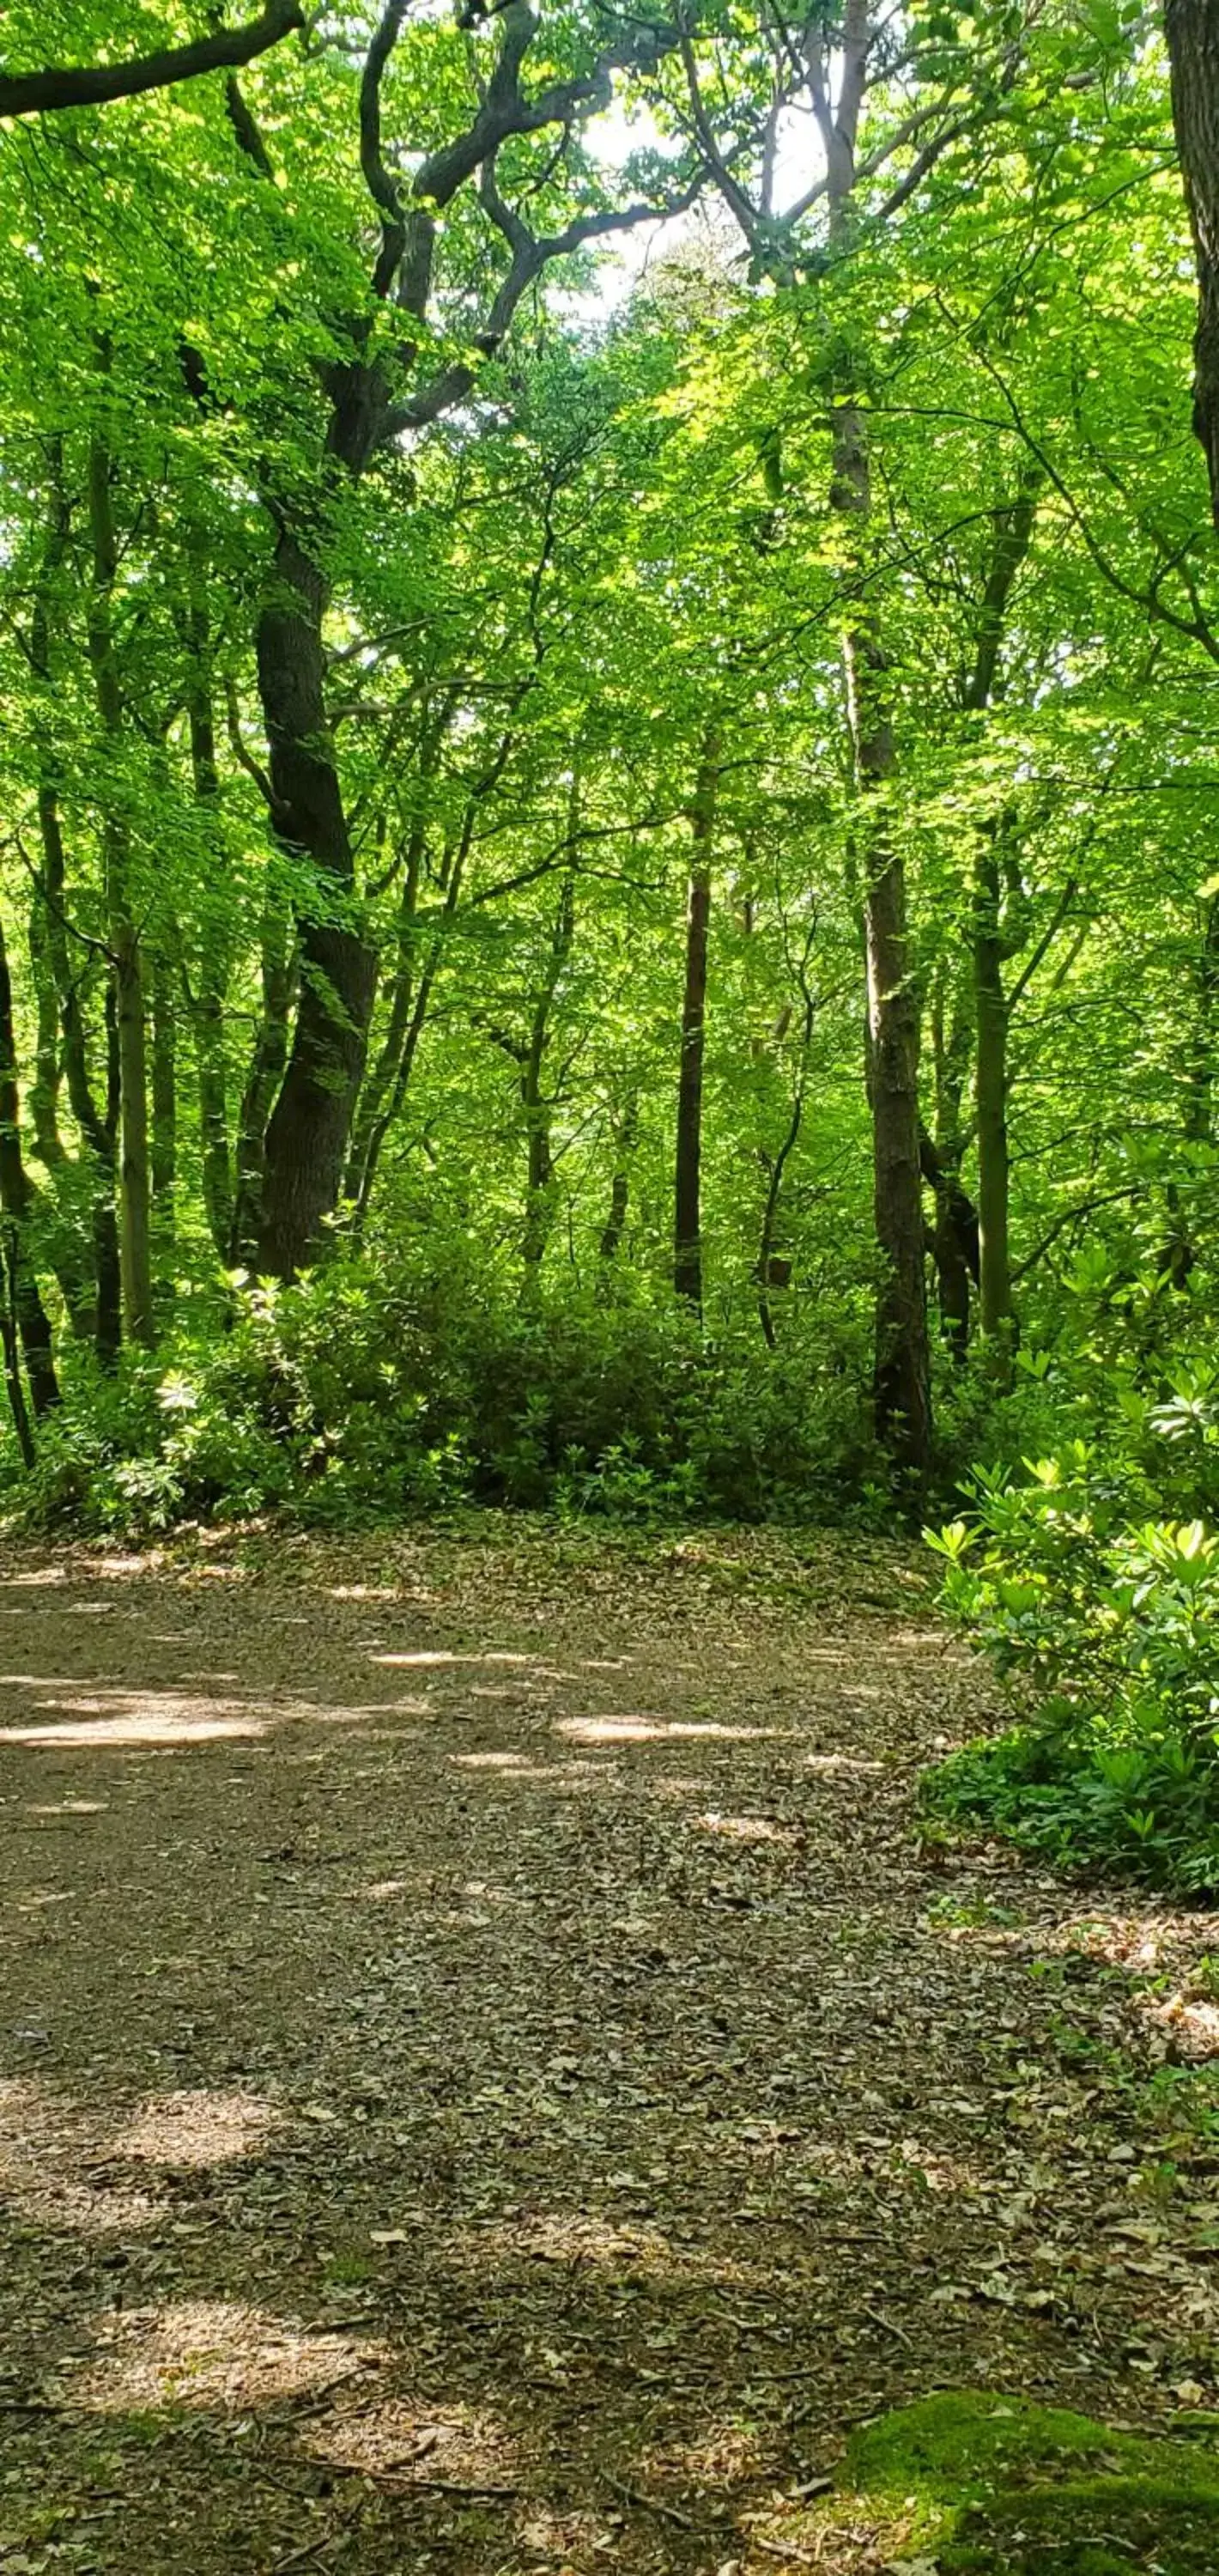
922 1330 1219 1893
0 1254 900 1534
862 2388 1219 2571
813 2391 1219 2573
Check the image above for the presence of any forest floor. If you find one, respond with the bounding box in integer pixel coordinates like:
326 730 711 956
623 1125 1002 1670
2 1520 1219 2575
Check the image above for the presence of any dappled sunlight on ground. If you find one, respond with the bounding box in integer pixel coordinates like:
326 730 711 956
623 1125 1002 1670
25 1795 110 1816
1 1525 1214 2573
805 1752 884 1776
1028 1914 1173 1968
1147 1994 1219 2059
450 1753 610 1787
453 2210 689 2274
0 2078 169 2235
639 2416 775 2493
440 2207 799 2299
515 2502 616 2558
558 1714 784 1745
693 1812 804 1845
453 1749 532 1770
76 2300 385 2413
0 2077 287 2241
308 2390 519 2486
0 1685 269 1748
113 2088 281 2166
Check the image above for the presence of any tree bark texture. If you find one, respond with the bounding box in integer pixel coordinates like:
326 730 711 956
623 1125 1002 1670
816 1 931 1470
521 866 576 1272
0 1 301 119
674 729 720 1310
151 950 178 1212
1167 0 1219 525
254 532 377 1274
0 912 60 1417
835 398 931 1470
960 477 1040 1369
599 1092 639 1264
181 583 235 1258
231 883 294 1267
973 832 1013 1360
87 411 154 1346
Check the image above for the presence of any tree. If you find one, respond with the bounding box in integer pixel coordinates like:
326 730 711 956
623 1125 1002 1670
0 2 302 120
1166 0 1219 523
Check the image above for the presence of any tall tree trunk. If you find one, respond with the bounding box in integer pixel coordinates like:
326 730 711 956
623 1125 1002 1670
27 896 64 1173
344 812 427 1207
755 951 816 1352
230 881 294 1267
113 939 152 1341
599 1091 639 1264
254 531 378 1274
1 1229 36 1471
923 964 976 1358
87 400 153 1346
180 580 235 1260
1166 0 1219 525
34 777 120 1364
521 863 576 1274
353 805 477 1224
960 476 1040 1375
674 728 719 1309
834 398 931 1467
0 912 60 1418
1186 890 1219 1144
1161 890 1219 1286
28 452 111 1349
811 7 930 1469
151 949 178 1213
973 829 1013 1361
195 953 233 1258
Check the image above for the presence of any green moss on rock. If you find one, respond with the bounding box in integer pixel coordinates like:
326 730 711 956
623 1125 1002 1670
839 2390 1219 2573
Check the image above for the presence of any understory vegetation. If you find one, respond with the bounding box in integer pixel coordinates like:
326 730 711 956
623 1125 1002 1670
1 1 1217 1893
927 1286 1219 1895
826 2391 1219 2573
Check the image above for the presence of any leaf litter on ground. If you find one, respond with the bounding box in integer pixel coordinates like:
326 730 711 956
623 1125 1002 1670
0 1518 1218 2573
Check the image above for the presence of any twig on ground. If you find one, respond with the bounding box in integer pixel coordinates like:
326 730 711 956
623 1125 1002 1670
601 2470 698 2530
861 2301 915 2349
270 2539 335 2574
391 2476 523 2499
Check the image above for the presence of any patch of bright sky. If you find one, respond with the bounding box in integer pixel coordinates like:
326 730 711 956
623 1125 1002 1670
561 94 826 325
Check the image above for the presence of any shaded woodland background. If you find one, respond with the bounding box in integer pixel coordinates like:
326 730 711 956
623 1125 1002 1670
0 0 1215 1549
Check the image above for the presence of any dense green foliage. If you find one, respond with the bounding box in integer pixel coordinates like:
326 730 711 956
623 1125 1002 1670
927 1256 1219 1890
0 4 1215 1833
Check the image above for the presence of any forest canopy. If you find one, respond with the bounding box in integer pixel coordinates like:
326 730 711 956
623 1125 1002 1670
0 0 1215 1563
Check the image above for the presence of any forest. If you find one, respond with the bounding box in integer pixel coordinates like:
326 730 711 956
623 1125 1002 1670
2 12 1219 2569
1 0 1216 1882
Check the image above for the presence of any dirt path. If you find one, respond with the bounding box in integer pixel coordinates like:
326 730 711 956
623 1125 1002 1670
1 1522 1216 2575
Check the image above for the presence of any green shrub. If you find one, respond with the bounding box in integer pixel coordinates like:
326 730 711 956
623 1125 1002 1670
925 1449 1219 1892
0 1255 886 1534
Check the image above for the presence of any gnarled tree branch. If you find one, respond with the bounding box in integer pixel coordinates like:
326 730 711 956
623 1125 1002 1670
0 0 301 120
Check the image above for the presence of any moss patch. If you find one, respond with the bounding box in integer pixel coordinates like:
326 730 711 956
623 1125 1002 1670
835 2391 1219 2573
